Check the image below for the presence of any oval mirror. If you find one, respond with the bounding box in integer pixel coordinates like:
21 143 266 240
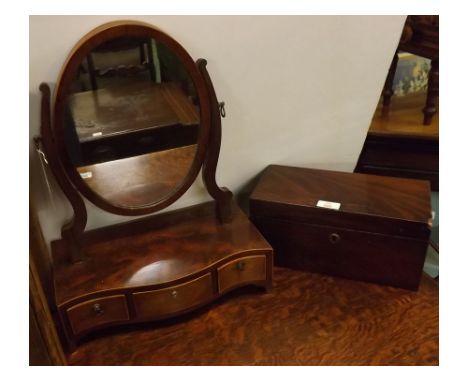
53 22 210 215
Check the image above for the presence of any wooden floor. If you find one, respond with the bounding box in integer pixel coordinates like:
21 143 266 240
370 92 438 139
68 267 439 366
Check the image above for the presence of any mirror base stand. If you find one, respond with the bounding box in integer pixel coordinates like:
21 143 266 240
39 83 87 264
198 59 233 224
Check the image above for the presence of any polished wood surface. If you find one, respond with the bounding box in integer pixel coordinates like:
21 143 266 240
41 21 257 350
77 144 196 207
39 84 87 262
250 165 431 290
69 82 199 143
253 218 427 290
198 59 233 223
371 92 438 139
52 202 273 348
67 295 130 335
52 202 271 305
218 255 267 294
133 273 213 319
250 165 432 238
68 267 438 366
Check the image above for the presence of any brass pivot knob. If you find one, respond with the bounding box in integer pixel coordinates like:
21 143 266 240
171 290 178 298
329 233 341 244
236 261 245 271
93 303 104 315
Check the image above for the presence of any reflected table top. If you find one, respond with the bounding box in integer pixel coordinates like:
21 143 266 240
76 144 197 206
68 81 200 143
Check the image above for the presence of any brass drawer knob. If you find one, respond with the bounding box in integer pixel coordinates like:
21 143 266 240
92 303 104 315
236 261 246 271
171 290 178 298
329 233 341 244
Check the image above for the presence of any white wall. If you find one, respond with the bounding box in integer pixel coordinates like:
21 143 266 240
29 15 405 244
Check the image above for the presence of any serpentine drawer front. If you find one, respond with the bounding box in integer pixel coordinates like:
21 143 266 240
66 295 130 335
132 273 213 319
217 255 267 293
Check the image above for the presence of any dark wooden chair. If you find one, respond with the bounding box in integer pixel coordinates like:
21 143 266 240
85 37 157 90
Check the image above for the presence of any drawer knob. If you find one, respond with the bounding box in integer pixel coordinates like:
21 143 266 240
329 233 341 244
171 290 178 298
236 261 246 271
92 303 104 315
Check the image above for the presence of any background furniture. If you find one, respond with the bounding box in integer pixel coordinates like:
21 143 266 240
382 16 439 125
68 267 438 366
355 15 439 191
355 92 439 191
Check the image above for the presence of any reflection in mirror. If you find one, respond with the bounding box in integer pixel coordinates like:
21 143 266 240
63 37 200 207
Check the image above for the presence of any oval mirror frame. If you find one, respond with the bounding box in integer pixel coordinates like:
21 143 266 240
52 21 211 216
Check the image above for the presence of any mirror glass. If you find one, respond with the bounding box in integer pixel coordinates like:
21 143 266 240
64 36 200 207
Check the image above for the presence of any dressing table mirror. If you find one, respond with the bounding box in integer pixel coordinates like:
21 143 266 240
37 21 273 351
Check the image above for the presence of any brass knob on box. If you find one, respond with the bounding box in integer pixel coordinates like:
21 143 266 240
171 290 178 298
329 233 341 244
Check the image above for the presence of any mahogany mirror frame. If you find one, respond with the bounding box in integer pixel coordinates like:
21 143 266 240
52 21 211 216
39 21 232 262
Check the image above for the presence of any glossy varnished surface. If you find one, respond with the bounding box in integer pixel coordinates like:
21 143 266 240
251 165 431 223
68 268 438 366
52 202 271 305
77 144 197 207
250 165 432 239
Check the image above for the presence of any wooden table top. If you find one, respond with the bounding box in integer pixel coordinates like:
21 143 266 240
68 81 200 143
369 92 438 140
68 267 438 365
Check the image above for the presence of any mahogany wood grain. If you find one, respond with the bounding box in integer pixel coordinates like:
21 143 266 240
67 295 130 335
77 145 196 207
68 267 438 366
250 165 432 239
253 218 427 290
51 201 273 348
39 83 87 262
133 273 213 318
52 202 271 306
217 255 267 294
198 59 233 223
249 165 431 290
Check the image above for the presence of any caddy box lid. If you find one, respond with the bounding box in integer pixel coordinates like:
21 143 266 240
249 165 432 239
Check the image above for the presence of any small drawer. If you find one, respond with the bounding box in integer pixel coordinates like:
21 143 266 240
66 295 129 335
217 255 267 293
133 273 213 319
